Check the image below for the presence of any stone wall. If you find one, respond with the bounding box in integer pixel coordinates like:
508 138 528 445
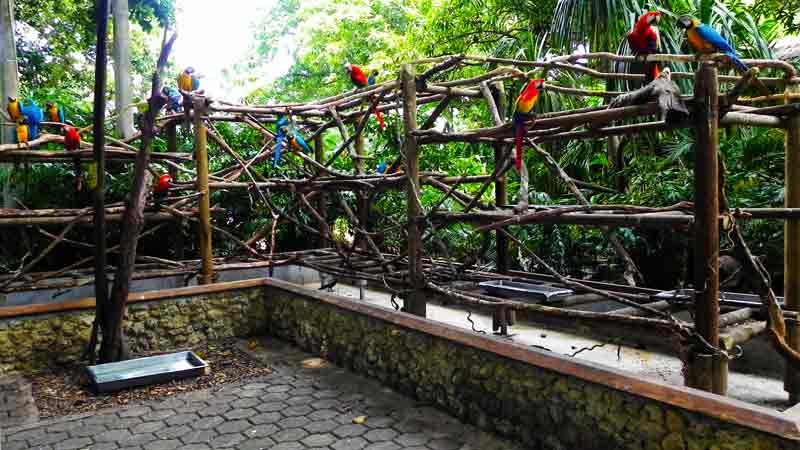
0 284 266 374
262 283 800 450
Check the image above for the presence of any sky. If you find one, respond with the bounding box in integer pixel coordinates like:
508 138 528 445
171 0 294 101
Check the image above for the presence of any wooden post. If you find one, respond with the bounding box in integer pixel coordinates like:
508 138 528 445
166 123 184 260
355 128 369 250
687 62 722 393
315 134 329 249
785 81 800 402
402 64 425 317
491 82 510 274
193 98 215 284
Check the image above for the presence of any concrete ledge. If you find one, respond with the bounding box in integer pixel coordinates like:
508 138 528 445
259 276 800 442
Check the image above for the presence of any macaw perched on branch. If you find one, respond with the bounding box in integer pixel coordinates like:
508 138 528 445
285 128 312 154
20 99 43 140
376 161 400 174
678 16 771 95
627 11 662 83
7 97 21 122
273 125 288 167
162 86 183 113
344 63 386 130
64 126 83 191
15 118 28 145
45 102 65 124
178 67 200 92
512 79 544 171
153 174 173 204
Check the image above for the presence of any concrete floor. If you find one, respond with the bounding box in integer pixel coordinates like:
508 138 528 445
304 281 790 410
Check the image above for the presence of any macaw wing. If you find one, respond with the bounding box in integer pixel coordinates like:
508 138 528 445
58 109 65 124
273 135 285 166
294 133 311 153
694 24 736 54
192 77 200 91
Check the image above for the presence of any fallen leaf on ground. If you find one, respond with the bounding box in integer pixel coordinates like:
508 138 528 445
301 358 330 369
353 415 367 424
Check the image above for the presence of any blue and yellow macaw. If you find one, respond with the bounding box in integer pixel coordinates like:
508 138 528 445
286 128 311 154
512 79 544 171
15 118 28 144
677 16 748 72
273 122 288 167
20 99 43 140
45 102 65 124
178 67 200 92
7 97 21 122
162 86 183 113
376 161 400 174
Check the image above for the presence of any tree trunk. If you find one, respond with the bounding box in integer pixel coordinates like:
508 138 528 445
0 0 19 207
112 0 134 138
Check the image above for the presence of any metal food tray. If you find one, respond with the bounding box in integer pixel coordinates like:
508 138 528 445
85 351 208 393
479 280 574 303
654 289 785 308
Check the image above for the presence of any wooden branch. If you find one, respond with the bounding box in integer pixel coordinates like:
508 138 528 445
608 69 689 125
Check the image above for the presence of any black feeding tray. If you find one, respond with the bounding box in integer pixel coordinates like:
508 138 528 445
479 280 574 303
85 351 209 393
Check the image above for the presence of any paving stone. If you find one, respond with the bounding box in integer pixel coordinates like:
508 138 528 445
152 398 185 410
118 406 153 418
205 394 238 405
210 432 247 448
238 437 277 450
83 413 120 426
274 427 309 442
4 441 29 450
286 395 315 406
395 432 430 447
364 428 398 442
271 443 306 450
108 416 144 429
224 407 257 420
143 439 182 450
239 389 266 398
428 438 463 450
331 436 369 450
94 429 133 443
284 405 313 417
182 429 218 444
180 445 212 450
250 411 282 425
70 423 109 437
243 382 269 390
141 409 177 422
7 428 46 441
279 415 311 429
261 392 290 402
231 397 261 408
266 384 292 393
363 416 394 429
47 420 84 433
119 446 144 450
53 436 93 450
197 403 231 417
303 433 337 447
290 387 315 396
192 415 225 430
155 424 192 439
311 399 339 409
256 401 288 413
308 409 339 420
244 423 280 438
333 424 367 438
305 419 339 433
132 420 167 434
313 389 340 399
217 419 252 434
165 412 200 426
364 441 401 450
126 432 158 446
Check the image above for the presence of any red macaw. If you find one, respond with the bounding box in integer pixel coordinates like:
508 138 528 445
154 174 173 202
64 126 83 191
627 11 661 83
512 79 544 171
344 63 386 130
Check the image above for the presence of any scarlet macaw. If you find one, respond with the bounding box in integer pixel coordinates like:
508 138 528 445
178 67 200 92
45 102 65 124
7 97 21 122
162 87 183 113
15 118 28 145
64 126 83 191
20 99 43 140
627 11 662 83
512 79 544 171
153 174 173 204
344 63 386 130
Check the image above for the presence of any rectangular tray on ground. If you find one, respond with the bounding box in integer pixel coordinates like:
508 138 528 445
85 351 208 393
653 289 785 308
479 280 574 303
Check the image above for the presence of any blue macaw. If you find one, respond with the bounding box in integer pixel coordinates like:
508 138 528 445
678 16 747 72
162 86 183 113
376 161 387 174
286 128 312 154
367 70 378 86
20 99 43 140
273 126 287 167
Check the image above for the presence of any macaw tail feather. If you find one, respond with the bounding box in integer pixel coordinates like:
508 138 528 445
28 125 38 140
273 139 284 167
514 124 524 171
728 53 749 74
374 107 385 130
651 63 661 83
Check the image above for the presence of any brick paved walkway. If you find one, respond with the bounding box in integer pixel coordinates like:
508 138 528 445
1 338 524 450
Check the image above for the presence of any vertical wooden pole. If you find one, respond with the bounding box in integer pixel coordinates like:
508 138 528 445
491 82 510 274
92 0 110 313
315 134 329 249
166 123 184 260
355 130 369 250
402 64 425 317
687 62 721 393
785 81 800 402
193 98 215 284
